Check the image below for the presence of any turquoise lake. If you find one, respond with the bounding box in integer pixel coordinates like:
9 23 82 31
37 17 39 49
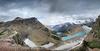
62 31 86 41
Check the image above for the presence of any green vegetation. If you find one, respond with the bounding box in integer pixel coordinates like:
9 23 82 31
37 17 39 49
87 40 100 48
0 30 7 35
51 35 61 40
0 32 3 35
64 31 69 34
13 34 24 45
42 28 49 32
51 31 57 35
95 29 100 38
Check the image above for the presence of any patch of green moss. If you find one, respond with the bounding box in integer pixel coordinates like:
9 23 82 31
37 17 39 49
87 40 100 48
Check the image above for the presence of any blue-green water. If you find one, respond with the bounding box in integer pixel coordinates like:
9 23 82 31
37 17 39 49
62 31 86 41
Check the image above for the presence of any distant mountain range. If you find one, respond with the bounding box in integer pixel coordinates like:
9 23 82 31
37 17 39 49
52 23 73 32
47 20 95 33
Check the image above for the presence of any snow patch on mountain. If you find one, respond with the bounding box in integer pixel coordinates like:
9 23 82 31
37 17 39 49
39 15 95 25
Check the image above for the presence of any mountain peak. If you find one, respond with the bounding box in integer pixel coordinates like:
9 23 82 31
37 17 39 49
14 17 23 20
14 17 37 21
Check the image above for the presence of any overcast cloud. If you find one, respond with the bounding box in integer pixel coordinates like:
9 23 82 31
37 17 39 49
0 0 100 25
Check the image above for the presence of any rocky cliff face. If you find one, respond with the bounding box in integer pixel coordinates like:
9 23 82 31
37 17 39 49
84 15 100 51
85 15 100 41
71 15 100 51
0 17 58 46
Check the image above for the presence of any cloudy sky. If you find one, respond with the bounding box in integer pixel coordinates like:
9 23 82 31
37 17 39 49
0 0 100 25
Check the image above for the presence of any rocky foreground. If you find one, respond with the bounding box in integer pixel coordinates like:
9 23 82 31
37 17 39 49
0 17 60 51
0 39 51 51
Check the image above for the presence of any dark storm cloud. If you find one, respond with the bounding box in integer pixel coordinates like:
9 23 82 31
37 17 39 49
0 0 100 24
45 0 100 14
0 0 100 14
0 0 41 10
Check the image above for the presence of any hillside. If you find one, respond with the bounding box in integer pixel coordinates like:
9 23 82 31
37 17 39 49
71 15 100 51
84 15 100 51
0 17 59 46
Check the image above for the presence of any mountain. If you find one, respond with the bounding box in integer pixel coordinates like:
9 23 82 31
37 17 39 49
52 23 72 32
82 21 95 27
84 15 100 50
48 22 82 34
0 17 58 46
71 15 100 51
